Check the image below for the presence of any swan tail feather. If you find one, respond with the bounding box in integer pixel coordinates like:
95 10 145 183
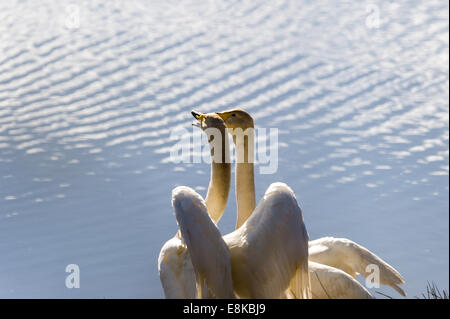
392 284 407 297
348 240 406 296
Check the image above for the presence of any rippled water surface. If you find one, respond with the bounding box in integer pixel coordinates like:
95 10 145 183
0 0 448 298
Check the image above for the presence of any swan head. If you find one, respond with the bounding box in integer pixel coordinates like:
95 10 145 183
191 110 227 133
215 108 254 130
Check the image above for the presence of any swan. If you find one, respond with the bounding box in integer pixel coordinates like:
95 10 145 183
161 109 403 299
158 114 231 298
190 112 311 299
214 108 405 298
161 113 310 299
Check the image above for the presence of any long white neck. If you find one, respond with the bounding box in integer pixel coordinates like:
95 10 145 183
205 128 231 223
234 130 256 229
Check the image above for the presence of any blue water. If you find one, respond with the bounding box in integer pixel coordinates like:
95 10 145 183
0 0 448 298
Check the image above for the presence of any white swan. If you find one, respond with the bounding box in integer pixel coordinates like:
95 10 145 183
190 113 311 299
161 109 404 299
161 113 310 298
215 108 405 298
158 114 231 298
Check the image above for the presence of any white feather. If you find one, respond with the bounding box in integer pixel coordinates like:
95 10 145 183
172 186 235 298
308 262 373 299
309 237 406 297
158 237 196 298
224 182 311 298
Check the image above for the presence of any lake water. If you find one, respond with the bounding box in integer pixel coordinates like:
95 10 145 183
0 0 448 298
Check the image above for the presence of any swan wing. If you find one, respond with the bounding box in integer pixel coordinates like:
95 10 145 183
309 261 373 299
158 237 196 298
228 182 310 298
172 186 234 298
309 237 406 297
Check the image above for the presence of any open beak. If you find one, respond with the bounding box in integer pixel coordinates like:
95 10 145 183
191 110 203 120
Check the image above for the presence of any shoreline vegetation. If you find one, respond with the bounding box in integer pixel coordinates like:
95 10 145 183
417 282 449 299
375 282 448 299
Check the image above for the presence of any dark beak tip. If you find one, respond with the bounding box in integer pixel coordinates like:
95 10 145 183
191 110 201 119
